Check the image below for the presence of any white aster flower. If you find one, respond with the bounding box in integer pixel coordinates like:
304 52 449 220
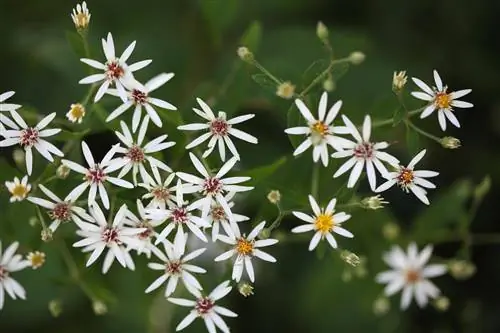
71 1 90 30
123 199 163 257
0 112 63 175
176 153 253 221
411 70 473 131
285 92 352 166
112 116 175 185
27 184 93 232
178 98 257 161
168 280 237 333
139 171 177 209
376 243 447 310
146 229 206 297
79 32 152 103
0 241 30 310
106 73 177 132
146 180 210 244
204 192 249 242
376 149 439 205
291 195 353 251
62 141 133 210
332 115 399 191
73 204 145 274
0 91 21 113
5 175 31 202
214 221 278 283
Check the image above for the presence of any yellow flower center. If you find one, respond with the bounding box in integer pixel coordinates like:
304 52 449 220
311 121 329 137
70 104 86 120
435 92 451 109
11 184 29 198
28 251 46 269
236 238 254 256
315 214 334 233
397 168 414 186
75 13 90 28
405 269 420 283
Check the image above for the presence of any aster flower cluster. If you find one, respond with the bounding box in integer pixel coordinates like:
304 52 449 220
0 2 480 331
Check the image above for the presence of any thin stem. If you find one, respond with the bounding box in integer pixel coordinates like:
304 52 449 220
253 61 282 85
311 163 320 199
300 58 349 98
405 119 441 144
269 202 285 231
35 205 48 230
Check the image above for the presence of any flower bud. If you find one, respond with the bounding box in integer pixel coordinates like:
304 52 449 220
57 164 71 179
373 297 390 316
71 2 91 32
448 259 476 280
316 21 329 41
441 136 461 149
48 299 63 318
237 47 254 63
276 81 295 99
267 190 281 204
340 250 360 267
361 195 388 210
474 175 491 201
348 51 365 65
238 282 254 297
433 296 450 312
12 149 25 166
323 77 335 92
382 222 400 241
92 300 108 315
27 251 46 269
258 228 271 240
41 229 53 242
29 216 39 227
392 71 408 91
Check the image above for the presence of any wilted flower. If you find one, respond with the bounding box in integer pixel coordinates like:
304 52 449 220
238 282 254 297
361 195 388 210
71 1 91 31
340 250 360 267
276 81 295 99
392 71 408 91
267 190 281 204
237 47 254 62
441 136 461 149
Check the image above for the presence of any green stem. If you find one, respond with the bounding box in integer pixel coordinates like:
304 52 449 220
269 202 284 231
253 61 282 85
300 58 349 98
311 163 320 199
405 119 441 144
35 205 48 230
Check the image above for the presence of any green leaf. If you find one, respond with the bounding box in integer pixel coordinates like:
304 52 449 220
239 21 262 51
65 31 86 58
245 156 287 184
251 74 277 93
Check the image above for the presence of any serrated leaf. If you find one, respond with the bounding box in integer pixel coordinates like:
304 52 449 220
65 31 86 58
239 21 262 51
251 74 277 93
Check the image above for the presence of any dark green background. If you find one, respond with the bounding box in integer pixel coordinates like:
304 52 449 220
0 0 498 332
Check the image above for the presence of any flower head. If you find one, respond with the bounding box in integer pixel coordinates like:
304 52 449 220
215 221 278 283
376 243 447 310
411 70 473 131
71 1 91 31
375 149 439 205
178 98 258 161
332 115 399 190
73 204 146 274
276 81 296 99
168 280 237 333
62 141 134 209
27 184 94 232
79 33 152 103
139 171 177 209
204 192 249 242
5 176 31 202
145 229 206 297
285 92 352 166
0 241 30 310
0 112 63 175
66 103 86 123
291 195 353 251
26 251 46 269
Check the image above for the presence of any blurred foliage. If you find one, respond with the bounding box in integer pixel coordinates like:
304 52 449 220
1 0 499 332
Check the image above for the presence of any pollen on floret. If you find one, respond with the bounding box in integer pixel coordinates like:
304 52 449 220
49 202 72 222
132 89 147 105
311 121 329 137
405 269 421 284
152 186 170 201
435 91 452 109
20 128 40 148
195 297 214 315
126 145 145 163
236 238 254 256
102 227 120 244
314 213 334 233
27 251 46 269
210 205 227 222
354 142 374 159
85 165 106 184
105 61 125 80
171 207 189 224
166 260 182 274
210 115 230 136
397 167 414 188
203 177 223 196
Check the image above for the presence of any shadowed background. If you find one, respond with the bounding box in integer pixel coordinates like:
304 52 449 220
0 0 499 332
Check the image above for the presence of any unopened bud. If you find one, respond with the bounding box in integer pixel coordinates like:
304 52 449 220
316 21 329 41
433 296 450 312
57 164 71 179
238 282 254 297
392 71 408 91
92 300 108 315
237 47 254 63
323 77 335 92
276 81 295 99
13 149 25 166
258 228 271 240
71 2 91 32
382 222 400 240
441 136 461 149
341 269 352 282
474 175 491 201
448 259 476 280
348 51 365 65
373 297 390 316
27 251 46 269
41 229 53 242
340 250 360 267
48 299 63 317
361 195 388 210
29 216 39 227
267 190 281 204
